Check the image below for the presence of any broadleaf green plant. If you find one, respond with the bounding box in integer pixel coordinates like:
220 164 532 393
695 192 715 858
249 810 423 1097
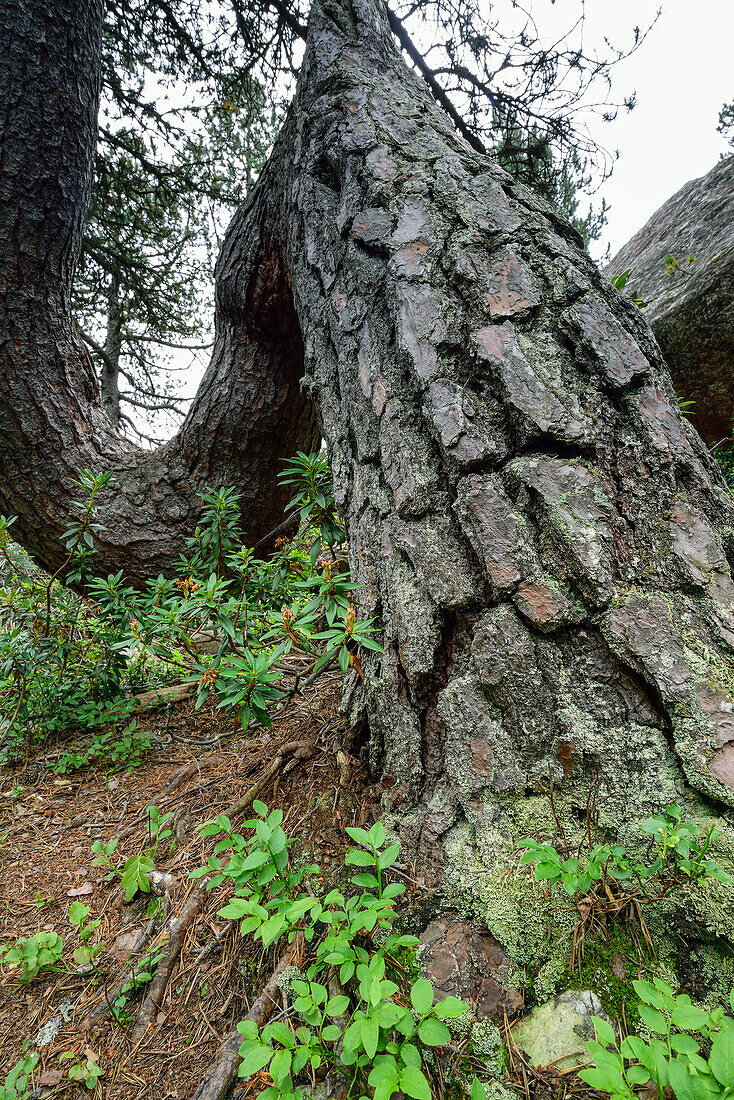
580 980 734 1100
0 1049 38 1100
0 451 381 758
0 931 64 983
519 803 731 900
193 805 489 1100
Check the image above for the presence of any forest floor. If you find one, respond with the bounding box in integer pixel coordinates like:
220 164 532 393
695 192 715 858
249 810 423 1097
0 674 382 1098
0 676 608 1100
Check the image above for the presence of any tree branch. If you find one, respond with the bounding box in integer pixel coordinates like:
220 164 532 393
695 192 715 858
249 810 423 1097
119 392 187 413
80 328 116 376
267 0 307 40
124 334 213 351
385 6 487 155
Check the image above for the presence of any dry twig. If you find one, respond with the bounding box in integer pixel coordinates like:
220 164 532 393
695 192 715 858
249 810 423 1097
130 882 207 1047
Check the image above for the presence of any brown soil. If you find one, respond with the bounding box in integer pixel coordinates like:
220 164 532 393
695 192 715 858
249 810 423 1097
0 674 378 1097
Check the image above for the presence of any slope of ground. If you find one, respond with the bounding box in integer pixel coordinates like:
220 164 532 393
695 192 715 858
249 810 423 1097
0 675 379 1097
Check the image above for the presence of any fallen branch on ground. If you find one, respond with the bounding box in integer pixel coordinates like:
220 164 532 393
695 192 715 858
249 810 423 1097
132 681 194 711
130 881 207 1048
219 740 312 819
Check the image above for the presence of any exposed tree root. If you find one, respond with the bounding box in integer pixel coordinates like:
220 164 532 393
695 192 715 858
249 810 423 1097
219 740 312 819
190 946 295 1100
129 882 207 1048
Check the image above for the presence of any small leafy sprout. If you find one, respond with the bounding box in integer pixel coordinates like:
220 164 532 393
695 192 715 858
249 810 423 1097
111 804 174 902
91 837 118 870
0 931 64 983
59 1051 104 1090
639 804 732 884
194 806 480 1100
120 853 156 902
580 981 734 1100
68 900 103 967
146 803 174 852
0 1049 39 1100
610 267 646 307
611 268 631 291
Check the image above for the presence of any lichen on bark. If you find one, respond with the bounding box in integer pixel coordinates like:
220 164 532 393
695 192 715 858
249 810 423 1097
227 0 734 933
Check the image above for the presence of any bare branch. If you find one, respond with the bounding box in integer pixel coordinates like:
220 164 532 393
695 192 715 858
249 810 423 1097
386 6 487 154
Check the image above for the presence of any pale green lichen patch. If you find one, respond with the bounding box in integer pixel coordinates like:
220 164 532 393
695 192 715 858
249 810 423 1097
470 1019 507 1076
276 964 305 1000
442 781 734 1004
686 943 734 1006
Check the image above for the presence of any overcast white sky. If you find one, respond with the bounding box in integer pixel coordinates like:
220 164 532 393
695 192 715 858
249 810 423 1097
578 0 733 261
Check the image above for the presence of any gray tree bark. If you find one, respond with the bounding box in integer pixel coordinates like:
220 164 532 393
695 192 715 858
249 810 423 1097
246 0 734 871
4 0 734 880
0 0 319 586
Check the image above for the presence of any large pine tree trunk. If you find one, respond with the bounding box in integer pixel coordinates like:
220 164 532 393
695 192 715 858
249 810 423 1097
249 0 734 874
4 0 734 892
0 0 319 586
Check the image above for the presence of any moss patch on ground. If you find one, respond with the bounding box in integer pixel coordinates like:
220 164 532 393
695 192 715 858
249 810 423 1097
564 927 642 1028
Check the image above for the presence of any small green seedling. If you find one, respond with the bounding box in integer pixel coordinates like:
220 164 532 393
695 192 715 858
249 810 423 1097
59 1052 104 1090
68 900 103 966
120 853 155 901
0 931 64 983
0 1050 38 1100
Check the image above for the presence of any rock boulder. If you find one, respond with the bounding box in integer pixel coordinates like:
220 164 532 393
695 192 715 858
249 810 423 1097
513 990 614 1070
606 156 734 443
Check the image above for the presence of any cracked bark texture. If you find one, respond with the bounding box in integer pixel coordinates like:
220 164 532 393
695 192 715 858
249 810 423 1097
0 0 319 586
5 0 734 879
606 156 734 446
249 0 734 869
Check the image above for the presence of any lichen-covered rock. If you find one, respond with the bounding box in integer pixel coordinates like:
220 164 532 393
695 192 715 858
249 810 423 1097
606 156 734 443
419 916 524 1020
513 990 613 1070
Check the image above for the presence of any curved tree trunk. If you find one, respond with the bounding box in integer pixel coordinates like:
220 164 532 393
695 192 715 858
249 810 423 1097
0 0 319 586
241 0 734 875
5 0 734 893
